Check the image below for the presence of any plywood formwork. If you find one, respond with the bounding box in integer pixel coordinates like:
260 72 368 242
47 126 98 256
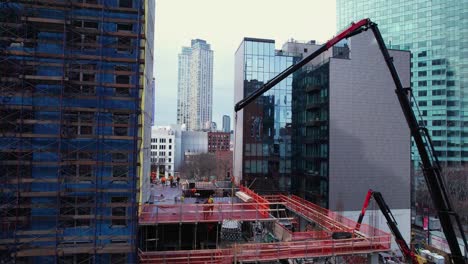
0 0 151 263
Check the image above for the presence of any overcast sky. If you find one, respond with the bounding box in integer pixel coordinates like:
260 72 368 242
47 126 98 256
154 0 337 127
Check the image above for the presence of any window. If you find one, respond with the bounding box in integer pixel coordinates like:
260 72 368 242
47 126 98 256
112 153 128 182
432 89 444 96
417 51 426 57
447 81 455 87
159 145 166 150
432 59 445 65
159 138 166 143
432 80 445 85
418 91 427 96
447 101 457 107
117 37 132 53
70 20 98 51
418 101 427 106
64 111 94 136
432 69 445 75
169 138 172 143
448 111 458 117
168 152 172 156
159 151 165 156
418 71 427 77
418 81 427 86
115 65 131 96
111 197 128 226
60 196 93 227
169 145 172 150
117 23 132 32
113 113 129 136
432 120 445 126
119 0 132 8
63 152 94 183
67 64 96 94
418 61 427 67
432 100 445 106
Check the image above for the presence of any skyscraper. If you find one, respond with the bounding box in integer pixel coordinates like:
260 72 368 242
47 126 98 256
177 39 213 131
222 115 231 133
0 0 154 262
337 0 468 165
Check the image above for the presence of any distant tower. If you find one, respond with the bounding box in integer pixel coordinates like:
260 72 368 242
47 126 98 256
222 115 231 133
177 39 213 131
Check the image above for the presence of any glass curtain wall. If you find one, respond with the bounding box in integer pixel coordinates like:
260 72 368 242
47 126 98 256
241 39 298 193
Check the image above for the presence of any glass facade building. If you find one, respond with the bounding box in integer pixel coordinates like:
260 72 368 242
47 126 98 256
234 38 299 193
337 0 468 165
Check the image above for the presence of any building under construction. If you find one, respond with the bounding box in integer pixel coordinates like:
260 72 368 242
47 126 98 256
0 0 154 263
138 183 393 263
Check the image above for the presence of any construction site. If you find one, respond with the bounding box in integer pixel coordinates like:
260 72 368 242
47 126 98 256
138 182 392 264
0 0 154 263
1 0 467 262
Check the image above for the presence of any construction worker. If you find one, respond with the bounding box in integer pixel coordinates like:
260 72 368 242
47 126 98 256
169 175 174 188
161 176 166 188
207 195 214 216
149 184 155 204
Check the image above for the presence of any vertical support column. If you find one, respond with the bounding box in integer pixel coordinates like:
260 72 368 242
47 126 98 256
193 223 197 249
178 223 182 250
216 223 219 249
155 224 158 250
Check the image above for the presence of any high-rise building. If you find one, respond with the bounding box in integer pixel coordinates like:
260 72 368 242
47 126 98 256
177 47 192 126
222 115 231 133
337 0 468 165
177 39 213 131
0 1 154 263
234 38 299 193
289 32 411 248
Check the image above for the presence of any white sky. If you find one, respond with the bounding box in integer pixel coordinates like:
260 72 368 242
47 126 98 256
154 0 337 126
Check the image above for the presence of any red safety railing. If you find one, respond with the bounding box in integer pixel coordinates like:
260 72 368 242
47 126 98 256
139 188 392 263
139 236 391 263
139 202 274 224
239 185 270 218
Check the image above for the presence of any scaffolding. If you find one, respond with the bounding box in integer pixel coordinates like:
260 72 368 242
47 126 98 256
138 186 391 263
0 0 149 263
